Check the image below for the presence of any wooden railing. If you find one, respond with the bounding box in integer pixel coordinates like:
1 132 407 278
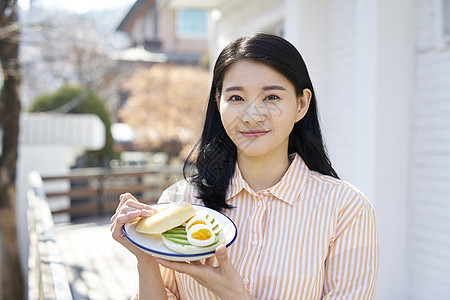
27 171 73 300
40 165 182 219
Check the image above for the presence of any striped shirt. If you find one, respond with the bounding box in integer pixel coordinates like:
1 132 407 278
156 153 379 299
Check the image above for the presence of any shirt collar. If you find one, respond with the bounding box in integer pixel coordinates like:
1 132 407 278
226 153 310 205
226 162 250 200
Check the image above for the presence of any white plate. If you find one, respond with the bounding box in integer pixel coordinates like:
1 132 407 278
123 203 238 261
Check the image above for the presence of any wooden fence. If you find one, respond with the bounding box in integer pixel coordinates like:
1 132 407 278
41 165 182 219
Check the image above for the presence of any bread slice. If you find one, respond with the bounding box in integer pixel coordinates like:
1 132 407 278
135 201 196 234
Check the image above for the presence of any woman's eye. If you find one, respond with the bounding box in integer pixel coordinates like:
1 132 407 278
264 94 280 101
228 95 244 102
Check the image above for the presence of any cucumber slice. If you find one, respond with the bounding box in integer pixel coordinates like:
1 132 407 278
163 236 191 245
166 226 185 231
162 232 188 240
206 215 216 224
162 230 186 235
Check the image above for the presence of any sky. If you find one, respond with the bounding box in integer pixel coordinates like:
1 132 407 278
19 0 136 13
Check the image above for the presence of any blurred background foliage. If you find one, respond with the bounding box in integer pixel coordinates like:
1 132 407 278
119 63 210 160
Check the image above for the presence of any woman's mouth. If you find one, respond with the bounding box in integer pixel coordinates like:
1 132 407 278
240 130 270 137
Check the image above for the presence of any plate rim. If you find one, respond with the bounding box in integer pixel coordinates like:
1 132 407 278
122 203 238 258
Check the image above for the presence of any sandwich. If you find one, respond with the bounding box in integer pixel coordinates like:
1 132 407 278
135 201 225 255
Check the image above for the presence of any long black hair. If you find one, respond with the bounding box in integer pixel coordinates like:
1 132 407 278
184 33 338 211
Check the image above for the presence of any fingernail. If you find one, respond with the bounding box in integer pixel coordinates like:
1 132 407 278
144 209 155 215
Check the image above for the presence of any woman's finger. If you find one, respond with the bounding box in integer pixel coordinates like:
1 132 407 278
114 206 156 230
111 193 138 223
116 193 136 210
111 202 156 242
203 255 216 266
214 244 229 270
111 195 156 224
112 204 138 224
116 193 152 214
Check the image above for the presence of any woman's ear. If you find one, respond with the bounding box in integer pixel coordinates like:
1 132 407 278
295 88 312 122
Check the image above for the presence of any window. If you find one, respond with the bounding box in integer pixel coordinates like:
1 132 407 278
177 9 208 38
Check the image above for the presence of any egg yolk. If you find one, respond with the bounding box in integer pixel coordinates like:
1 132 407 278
187 220 206 230
191 228 212 240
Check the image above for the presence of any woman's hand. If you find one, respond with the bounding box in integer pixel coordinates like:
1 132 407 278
110 193 168 299
110 193 157 259
156 244 255 300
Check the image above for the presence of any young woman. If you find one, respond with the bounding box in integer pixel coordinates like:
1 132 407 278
111 33 379 300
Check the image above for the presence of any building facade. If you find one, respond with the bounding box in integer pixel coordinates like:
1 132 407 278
117 0 209 64
164 0 450 299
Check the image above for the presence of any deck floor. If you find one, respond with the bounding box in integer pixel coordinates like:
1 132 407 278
54 217 138 300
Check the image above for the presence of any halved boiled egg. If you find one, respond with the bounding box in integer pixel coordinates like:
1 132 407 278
186 224 215 246
185 216 212 231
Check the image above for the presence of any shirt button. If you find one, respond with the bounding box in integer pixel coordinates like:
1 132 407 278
243 278 249 285
257 201 262 207
252 240 258 246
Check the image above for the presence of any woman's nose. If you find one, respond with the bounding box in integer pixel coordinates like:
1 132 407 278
242 100 267 124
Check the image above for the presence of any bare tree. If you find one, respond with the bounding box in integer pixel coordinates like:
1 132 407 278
0 0 24 299
20 8 130 119
119 64 210 159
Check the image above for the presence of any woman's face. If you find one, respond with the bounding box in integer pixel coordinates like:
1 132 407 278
218 60 310 161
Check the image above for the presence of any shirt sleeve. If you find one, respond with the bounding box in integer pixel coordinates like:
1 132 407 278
323 195 379 299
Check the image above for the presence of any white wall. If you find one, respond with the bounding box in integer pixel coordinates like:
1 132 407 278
284 0 328 117
409 1 450 298
373 1 414 298
321 0 359 183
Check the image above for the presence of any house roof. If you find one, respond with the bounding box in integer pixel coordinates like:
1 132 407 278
116 0 155 32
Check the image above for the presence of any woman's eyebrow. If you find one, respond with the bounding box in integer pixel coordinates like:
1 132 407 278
224 86 244 92
262 85 286 91
224 85 286 92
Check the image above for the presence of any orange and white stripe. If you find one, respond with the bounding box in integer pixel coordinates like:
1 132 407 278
155 153 378 299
